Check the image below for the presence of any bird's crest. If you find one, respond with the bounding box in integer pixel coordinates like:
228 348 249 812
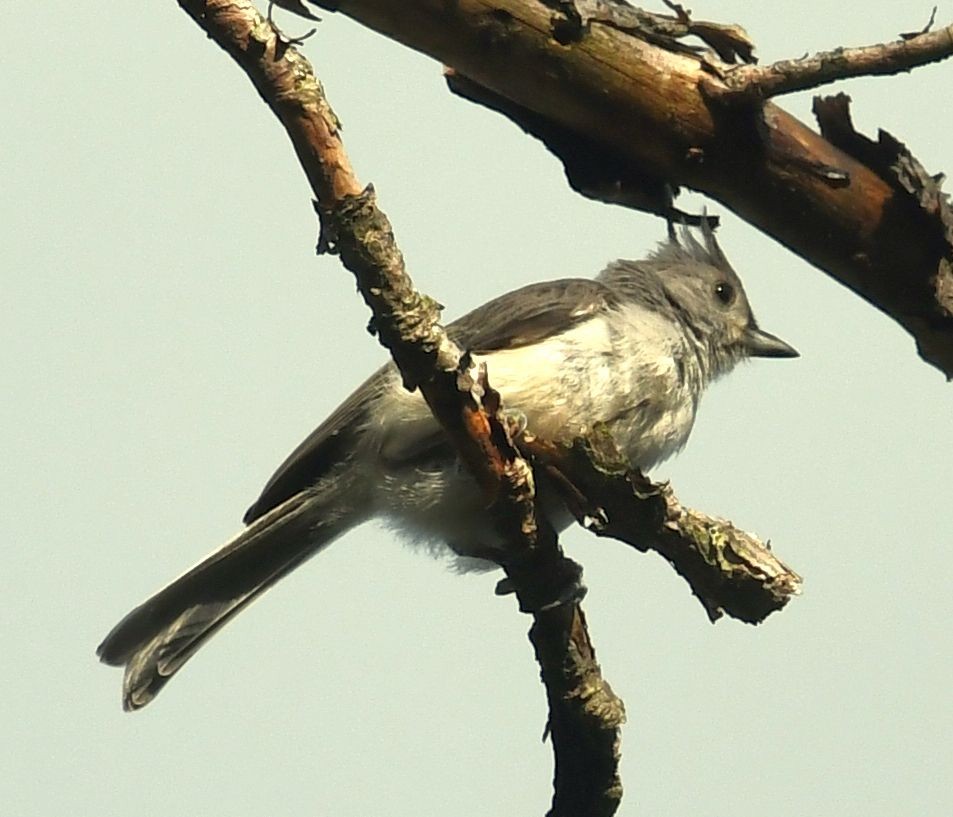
651 217 733 274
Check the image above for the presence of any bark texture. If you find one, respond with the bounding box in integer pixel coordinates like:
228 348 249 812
178 2 623 813
171 1 818 814
311 0 953 378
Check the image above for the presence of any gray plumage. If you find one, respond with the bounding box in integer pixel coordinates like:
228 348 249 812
97 225 797 710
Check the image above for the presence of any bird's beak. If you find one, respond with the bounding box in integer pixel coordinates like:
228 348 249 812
744 325 799 358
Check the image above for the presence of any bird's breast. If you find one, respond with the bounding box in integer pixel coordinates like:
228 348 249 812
473 310 698 469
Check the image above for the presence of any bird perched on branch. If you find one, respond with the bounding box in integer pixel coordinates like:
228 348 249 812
97 224 797 710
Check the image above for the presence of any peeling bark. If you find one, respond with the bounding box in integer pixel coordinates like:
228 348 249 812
310 0 953 377
169 2 820 814
521 432 801 624
177 1 623 813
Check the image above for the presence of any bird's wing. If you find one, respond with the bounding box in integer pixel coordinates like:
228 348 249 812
243 278 615 523
242 368 389 524
448 278 616 352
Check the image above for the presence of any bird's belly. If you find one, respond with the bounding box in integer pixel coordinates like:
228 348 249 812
372 315 696 562
376 457 574 567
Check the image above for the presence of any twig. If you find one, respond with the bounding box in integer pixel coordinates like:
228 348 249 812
706 21 953 102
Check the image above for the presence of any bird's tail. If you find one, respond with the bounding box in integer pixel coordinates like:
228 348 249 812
97 484 359 710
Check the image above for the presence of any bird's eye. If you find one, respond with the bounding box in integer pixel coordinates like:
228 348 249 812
714 281 735 305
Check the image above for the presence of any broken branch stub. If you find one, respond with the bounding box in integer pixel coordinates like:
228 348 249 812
520 430 802 624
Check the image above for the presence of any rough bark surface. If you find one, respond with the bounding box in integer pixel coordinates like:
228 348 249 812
154 0 953 808
522 432 801 624
311 0 953 378
177 2 624 813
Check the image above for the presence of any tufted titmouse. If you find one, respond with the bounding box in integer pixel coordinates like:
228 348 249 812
98 224 797 709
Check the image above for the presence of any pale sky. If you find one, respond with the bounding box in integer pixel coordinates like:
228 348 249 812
3 2 951 816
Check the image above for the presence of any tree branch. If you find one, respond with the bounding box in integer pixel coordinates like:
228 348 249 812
706 18 953 100
521 433 801 623
174 1 806 812
176 1 623 813
310 0 953 378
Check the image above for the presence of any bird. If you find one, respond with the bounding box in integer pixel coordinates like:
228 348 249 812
97 223 798 710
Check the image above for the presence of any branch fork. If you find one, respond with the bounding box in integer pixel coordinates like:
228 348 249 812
175 1 816 813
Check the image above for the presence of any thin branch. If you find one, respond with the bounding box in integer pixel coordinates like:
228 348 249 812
175 0 512 499
706 21 953 101
176 1 622 813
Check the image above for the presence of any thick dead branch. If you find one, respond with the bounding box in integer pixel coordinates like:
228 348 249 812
446 68 684 221
446 68 717 228
811 93 953 373
312 0 953 378
176 1 622 813
539 0 756 64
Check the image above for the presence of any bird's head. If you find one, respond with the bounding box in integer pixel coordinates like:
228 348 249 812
647 222 798 373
